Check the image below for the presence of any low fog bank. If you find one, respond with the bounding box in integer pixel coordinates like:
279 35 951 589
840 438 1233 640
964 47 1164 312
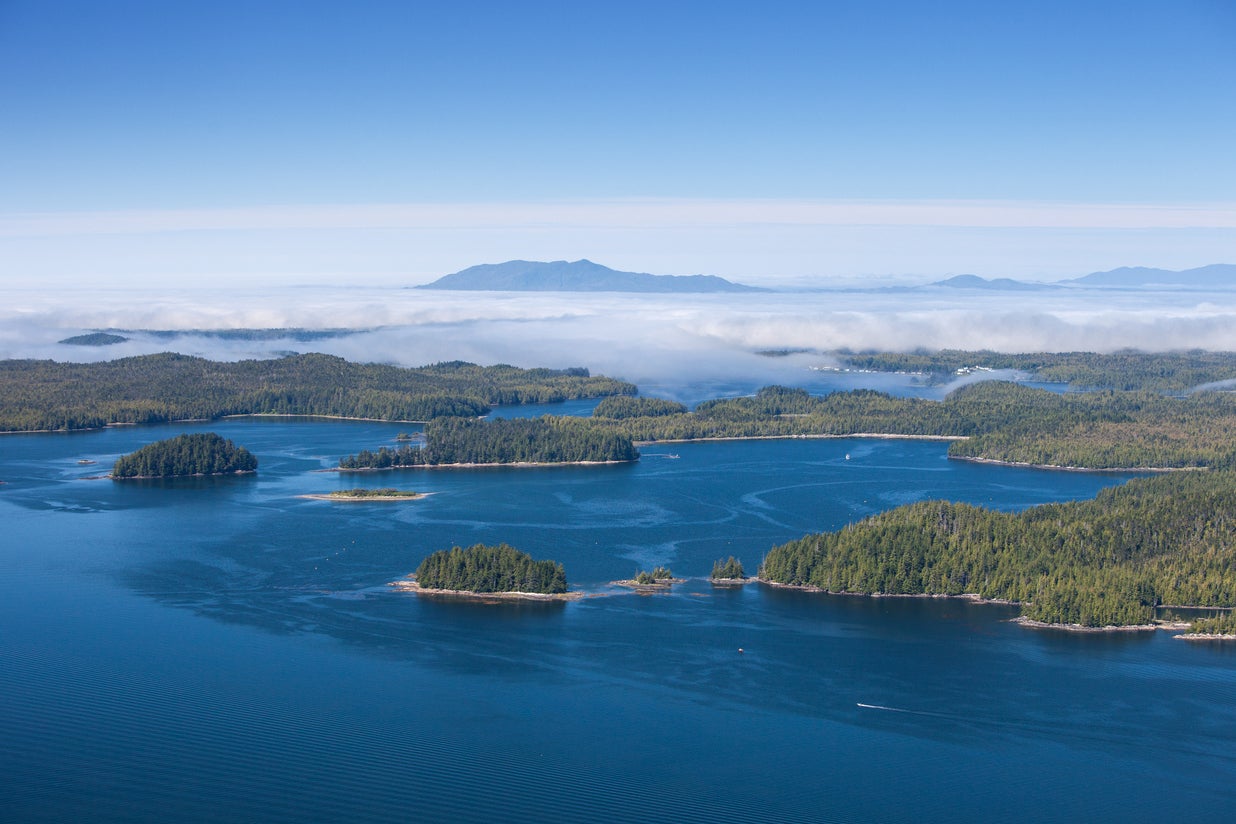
5 286 1236 396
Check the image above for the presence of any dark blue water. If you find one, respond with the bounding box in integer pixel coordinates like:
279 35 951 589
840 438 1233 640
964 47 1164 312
2 419 1234 823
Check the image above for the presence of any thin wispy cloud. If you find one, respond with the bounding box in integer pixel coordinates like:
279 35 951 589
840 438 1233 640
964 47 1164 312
5 199 1236 237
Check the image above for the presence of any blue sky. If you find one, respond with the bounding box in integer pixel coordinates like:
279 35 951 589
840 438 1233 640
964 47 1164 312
1 0 1234 286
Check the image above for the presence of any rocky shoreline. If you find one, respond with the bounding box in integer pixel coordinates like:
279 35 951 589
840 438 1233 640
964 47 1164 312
388 578 582 601
611 577 686 591
1011 616 1163 633
337 459 634 471
756 580 1220 633
300 491 427 502
950 455 1198 474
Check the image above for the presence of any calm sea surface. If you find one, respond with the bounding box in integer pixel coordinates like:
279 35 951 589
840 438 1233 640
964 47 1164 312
2 414 1234 822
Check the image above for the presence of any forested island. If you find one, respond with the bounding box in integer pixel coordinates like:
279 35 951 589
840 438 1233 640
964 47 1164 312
0 353 634 431
614 567 680 589
579 382 1236 471
393 543 572 598
710 556 748 583
340 416 638 468
112 433 257 479
759 470 1236 630
58 332 128 346
302 488 424 501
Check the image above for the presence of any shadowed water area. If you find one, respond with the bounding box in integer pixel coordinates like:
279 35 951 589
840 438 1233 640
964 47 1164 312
2 413 1234 822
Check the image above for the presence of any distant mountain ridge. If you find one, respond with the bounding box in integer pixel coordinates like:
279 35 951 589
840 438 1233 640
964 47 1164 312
929 264 1236 291
416 259 764 293
1066 264 1236 288
932 274 1050 291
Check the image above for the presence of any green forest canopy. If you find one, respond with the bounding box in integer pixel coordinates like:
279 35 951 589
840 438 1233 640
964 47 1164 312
413 543 568 594
631 567 675 585
324 488 420 498
340 376 1236 472
760 471 1236 628
11 349 1236 630
112 433 257 478
592 396 688 419
581 381 1236 471
0 353 635 431
341 416 638 467
711 556 747 580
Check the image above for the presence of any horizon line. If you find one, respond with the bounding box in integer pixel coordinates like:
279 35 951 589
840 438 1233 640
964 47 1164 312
5 197 1236 237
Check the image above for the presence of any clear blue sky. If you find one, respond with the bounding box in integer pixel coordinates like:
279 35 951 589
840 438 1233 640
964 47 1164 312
1 0 1234 285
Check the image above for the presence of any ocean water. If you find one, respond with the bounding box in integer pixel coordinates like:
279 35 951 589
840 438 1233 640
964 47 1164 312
2 416 1234 823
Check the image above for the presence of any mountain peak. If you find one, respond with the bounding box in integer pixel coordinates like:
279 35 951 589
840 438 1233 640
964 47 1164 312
932 274 1048 291
416 260 764 293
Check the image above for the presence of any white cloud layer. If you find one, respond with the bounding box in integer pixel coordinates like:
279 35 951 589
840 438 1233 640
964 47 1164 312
5 286 1236 396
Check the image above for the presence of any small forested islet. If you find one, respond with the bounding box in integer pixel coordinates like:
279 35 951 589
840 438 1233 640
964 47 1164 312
112 433 257 479
409 543 568 595
711 556 747 581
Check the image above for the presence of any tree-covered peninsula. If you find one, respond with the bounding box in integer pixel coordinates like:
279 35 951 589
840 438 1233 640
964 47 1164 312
338 378 1236 472
582 382 1236 471
0 353 635 431
759 470 1236 629
592 396 688 419
1183 612 1236 637
340 416 639 468
112 433 257 479
409 543 568 595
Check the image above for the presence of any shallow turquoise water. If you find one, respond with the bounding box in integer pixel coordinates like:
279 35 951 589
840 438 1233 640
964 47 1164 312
2 416 1234 822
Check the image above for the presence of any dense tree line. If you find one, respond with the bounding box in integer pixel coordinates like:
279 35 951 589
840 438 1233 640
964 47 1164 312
579 381 1236 470
414 543 567 594
829 348 1236 391
330 379 1236 472
112 433 257 478
15 350 1236 471
326 488 419 498
339 445 420 469
587 386 970 443
632 567 674 584
1184 612 1236 635
592 396 688 419
340 415 639 468
760 471 1236 628
0 353 635 431
711 557 746 580
944 382 1236 469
